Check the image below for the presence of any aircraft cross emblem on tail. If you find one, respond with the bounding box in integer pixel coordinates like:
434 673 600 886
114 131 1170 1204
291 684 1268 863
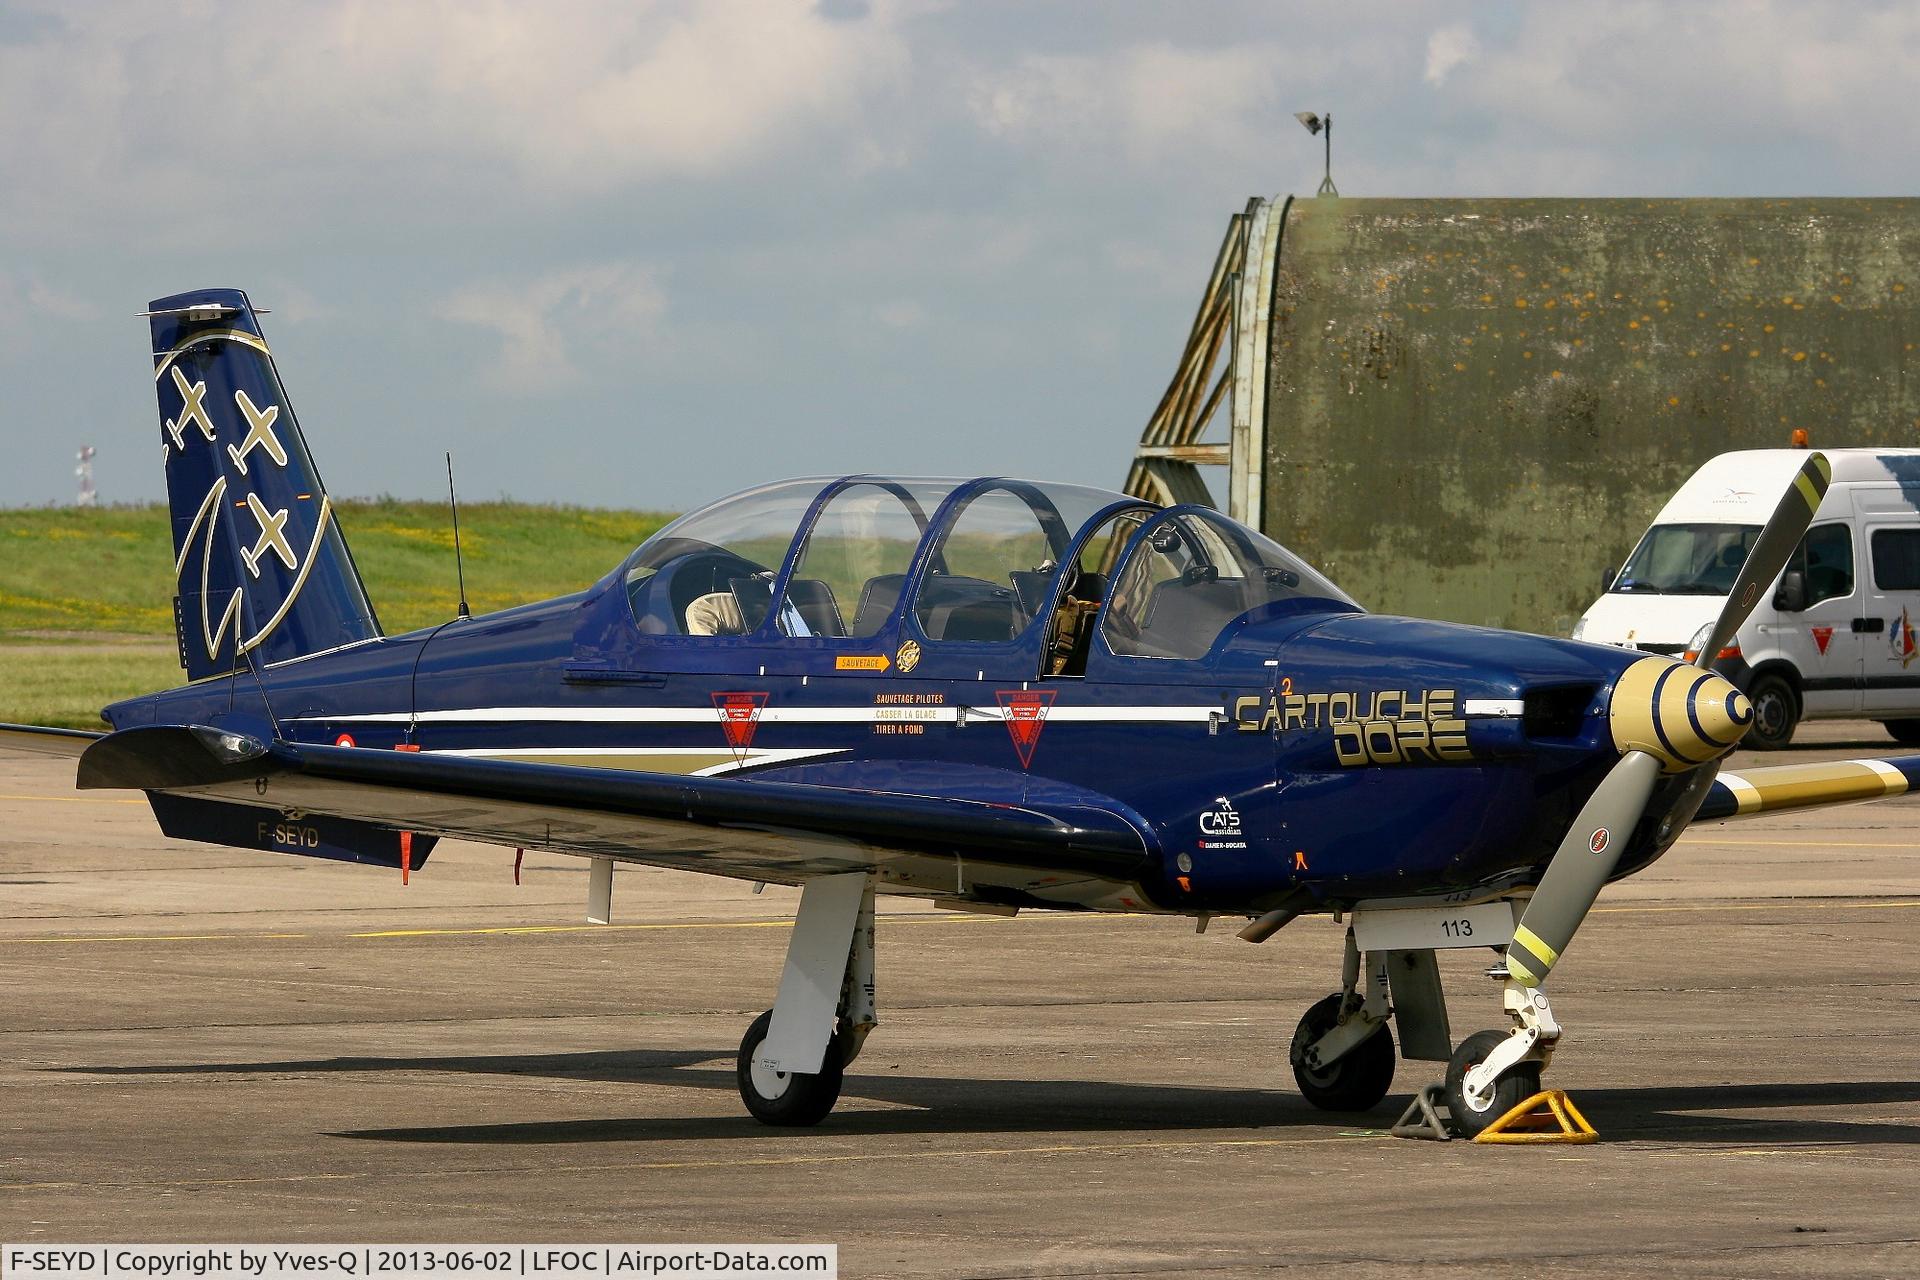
240 491 298 578
163 367 215 453
227 390 287 475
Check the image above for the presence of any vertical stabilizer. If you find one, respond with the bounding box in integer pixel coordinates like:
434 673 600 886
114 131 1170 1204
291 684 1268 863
150 288 380 679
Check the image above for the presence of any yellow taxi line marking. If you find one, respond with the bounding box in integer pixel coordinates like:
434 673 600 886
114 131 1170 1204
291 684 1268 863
7 901 1918 947
3 932 310 944
1679 838 1920 848
0 1132 1372 1191
1595 900 1920 916
350 913 992 939
0 792 143 805
1 916 984 945
353 920 799 939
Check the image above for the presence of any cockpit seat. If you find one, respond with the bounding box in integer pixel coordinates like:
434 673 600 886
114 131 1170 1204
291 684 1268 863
932 595 1019 642
784 578 847 637
1047 571 1107 676
852 575 909 635
1139 577 1248 657
685 591 746 636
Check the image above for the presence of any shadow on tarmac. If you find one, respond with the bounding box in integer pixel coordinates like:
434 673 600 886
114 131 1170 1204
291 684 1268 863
55 1049 1920 1147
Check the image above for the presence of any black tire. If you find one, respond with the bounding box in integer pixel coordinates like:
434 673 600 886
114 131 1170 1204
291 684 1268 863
1289 993 1397 1112
1883 719 1920 747
736 1009 845 1126
1744 672 1800 750
1443 1029 1542 1138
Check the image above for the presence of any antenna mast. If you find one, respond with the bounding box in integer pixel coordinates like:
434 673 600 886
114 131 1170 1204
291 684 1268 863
447 452 471 619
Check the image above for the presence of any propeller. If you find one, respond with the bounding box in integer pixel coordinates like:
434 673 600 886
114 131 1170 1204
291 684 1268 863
1505 452 1831 989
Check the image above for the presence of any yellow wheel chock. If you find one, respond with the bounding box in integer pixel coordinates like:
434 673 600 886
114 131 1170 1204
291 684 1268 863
1472 1089 1598 1144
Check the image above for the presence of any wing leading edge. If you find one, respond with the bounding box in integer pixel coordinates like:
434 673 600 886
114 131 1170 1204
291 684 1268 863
0 725 105 758
1696 754 1920 821
70 725 1154 892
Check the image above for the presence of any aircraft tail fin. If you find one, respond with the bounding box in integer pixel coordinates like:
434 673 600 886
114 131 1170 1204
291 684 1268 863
149 288 380 680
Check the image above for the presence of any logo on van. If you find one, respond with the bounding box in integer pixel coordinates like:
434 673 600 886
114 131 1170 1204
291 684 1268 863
1811 626 1833 656
1894 608 1918 669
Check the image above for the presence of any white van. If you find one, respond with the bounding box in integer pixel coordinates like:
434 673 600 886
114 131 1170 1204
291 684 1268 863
1573 448 1920 749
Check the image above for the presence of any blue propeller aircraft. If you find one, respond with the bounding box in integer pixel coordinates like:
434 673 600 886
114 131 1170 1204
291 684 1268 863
5 288 1918 1136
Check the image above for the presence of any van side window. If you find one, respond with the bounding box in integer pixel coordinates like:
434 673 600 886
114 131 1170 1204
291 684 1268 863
1791 524 1855 606
1871 528 1920 591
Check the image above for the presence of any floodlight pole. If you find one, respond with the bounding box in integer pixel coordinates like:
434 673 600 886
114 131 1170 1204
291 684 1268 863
1317 113 1337 197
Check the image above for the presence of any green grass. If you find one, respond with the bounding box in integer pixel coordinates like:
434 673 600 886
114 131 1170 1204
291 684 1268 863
0 500 675 727
0 500 674 637
0 642 186 729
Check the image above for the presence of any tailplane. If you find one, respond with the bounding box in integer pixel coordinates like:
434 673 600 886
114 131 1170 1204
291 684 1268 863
150 288 380 679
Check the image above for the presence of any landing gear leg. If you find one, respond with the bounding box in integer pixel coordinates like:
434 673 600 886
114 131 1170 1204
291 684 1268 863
736 872 876 1126
1445 977 1557 1137
1290 929 1397 1112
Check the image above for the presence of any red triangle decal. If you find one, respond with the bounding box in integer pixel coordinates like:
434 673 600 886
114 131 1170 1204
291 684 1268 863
995 689 1058 769
712 691 770 763
1810 625 1833 656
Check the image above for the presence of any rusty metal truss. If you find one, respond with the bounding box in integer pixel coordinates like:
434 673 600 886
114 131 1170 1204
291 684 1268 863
1126 195 1289 524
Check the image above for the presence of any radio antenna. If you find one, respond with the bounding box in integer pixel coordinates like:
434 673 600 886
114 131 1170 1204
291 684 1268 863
447 452 471 620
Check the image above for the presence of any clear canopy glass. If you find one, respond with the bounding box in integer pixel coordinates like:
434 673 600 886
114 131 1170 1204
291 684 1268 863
620 477 1356 650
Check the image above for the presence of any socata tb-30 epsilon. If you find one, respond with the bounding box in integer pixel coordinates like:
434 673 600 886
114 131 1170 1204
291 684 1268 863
5 288 1916 1136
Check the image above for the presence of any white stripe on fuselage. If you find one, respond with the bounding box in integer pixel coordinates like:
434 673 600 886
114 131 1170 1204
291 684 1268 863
291 704 1222 725
434 746 846 776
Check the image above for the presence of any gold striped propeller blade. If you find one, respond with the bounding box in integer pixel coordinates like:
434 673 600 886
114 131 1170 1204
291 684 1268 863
1506 750 1661 987
1506 456 1829 990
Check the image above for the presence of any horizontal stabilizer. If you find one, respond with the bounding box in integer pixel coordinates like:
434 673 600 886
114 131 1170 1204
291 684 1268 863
147 792 436 870
1697 755 1920 821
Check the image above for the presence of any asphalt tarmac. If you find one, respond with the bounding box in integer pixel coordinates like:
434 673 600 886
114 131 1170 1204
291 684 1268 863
3 723 1918 1278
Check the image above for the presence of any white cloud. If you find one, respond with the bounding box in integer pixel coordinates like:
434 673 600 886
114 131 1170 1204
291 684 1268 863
22 277 98 322
437 262 668 393
1452 3 1920 149
871 299 927 330
0 0 913 241
1424 24 1479 87
967 41 1286 164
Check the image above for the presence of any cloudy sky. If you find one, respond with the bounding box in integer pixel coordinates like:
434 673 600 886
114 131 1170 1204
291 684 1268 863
3 0 1916 511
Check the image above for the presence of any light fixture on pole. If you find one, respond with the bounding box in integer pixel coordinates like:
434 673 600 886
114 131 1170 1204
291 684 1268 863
1295 111 1337 197
75 445 96 508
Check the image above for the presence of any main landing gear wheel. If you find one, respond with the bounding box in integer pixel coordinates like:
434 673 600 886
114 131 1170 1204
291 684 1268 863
1744 672 1799 750
1290 993 1396 1112
1443 1029 1542 1138
736 1009 845 1126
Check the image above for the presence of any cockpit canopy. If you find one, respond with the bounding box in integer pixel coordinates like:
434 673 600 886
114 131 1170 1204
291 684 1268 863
620 476 1357 661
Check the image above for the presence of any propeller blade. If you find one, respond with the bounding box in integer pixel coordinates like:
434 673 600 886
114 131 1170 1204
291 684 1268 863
1694 452 1831 668
1505 750 1661 987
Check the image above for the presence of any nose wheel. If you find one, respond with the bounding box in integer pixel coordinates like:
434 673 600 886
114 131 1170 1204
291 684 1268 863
1442 1028 1542 1137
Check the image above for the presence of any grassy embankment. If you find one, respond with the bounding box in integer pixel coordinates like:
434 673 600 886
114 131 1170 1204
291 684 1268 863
0 502 672 728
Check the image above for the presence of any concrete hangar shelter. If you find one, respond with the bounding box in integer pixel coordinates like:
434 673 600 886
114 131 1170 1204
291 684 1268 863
1129 196 1920 635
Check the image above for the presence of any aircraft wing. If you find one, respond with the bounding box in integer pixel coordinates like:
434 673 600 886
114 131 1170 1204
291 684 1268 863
0 724 105 757
1695 755 1920 821
67 725 1154 891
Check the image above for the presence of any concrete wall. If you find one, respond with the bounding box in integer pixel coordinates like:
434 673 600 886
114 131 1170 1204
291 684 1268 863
1260 197 1920 633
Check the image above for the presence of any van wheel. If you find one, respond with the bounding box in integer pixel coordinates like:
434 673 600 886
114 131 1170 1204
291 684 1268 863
1745 673 1799 750
1883 719 1920 747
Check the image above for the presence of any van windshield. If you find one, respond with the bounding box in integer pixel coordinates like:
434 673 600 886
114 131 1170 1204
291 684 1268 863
1612 523 1762 595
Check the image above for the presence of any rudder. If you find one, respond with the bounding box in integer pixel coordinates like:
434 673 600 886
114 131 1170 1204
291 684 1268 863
150 288 380 679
